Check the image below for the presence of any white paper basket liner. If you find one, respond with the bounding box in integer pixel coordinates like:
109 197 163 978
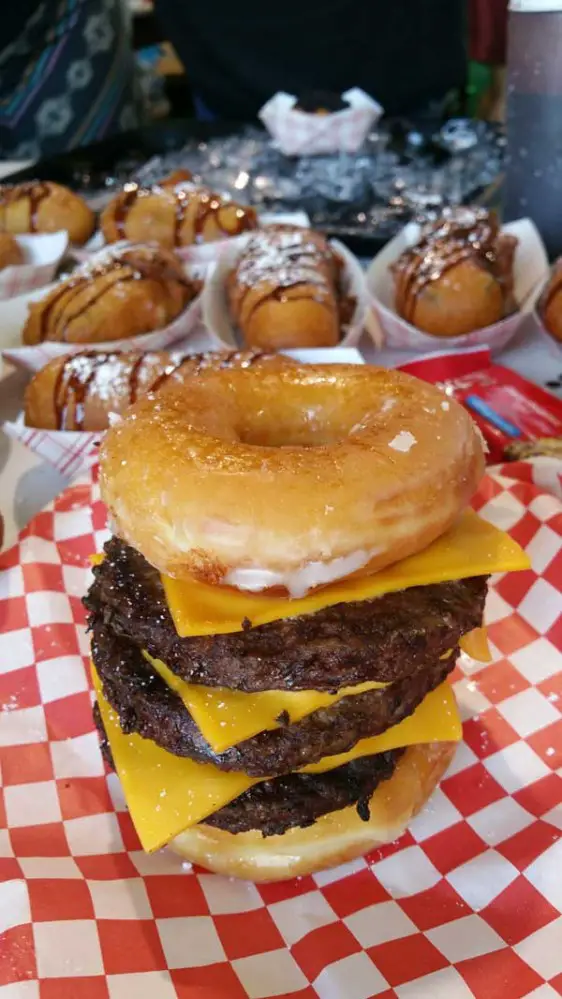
202 232 367 350
0 231 68 301
259 88 383 155
3 413 100 479
365 217 549 353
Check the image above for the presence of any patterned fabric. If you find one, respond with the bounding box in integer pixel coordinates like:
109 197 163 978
0 460 561 996
0 0 140 159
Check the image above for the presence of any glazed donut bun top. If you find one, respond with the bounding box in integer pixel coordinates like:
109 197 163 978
100 361 485 594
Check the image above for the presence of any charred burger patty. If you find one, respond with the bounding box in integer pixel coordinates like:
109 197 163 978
95 703 402 837
86 537 488 691
90 618 458 777
87 537 487 836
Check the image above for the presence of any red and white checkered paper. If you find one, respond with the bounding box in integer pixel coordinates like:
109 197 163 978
0 460 561 999
2 416 100 480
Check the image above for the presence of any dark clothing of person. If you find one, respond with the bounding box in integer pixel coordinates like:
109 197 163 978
154 0 467 121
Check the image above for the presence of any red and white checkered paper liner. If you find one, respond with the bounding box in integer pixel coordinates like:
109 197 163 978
2 416 101 481
0 233 69 302
1 460 561 999
259 89 383 156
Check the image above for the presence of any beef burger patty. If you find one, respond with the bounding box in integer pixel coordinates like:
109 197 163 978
92 620 457 778
85 537 488 692
95 703 402 837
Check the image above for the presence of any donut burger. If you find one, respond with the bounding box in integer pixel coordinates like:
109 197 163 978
85 355 529 881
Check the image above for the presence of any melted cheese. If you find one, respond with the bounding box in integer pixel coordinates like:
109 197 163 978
92 667 259 853
459 627 492 662
162 511 529 637
93 667 461 853
306 681 461 773
145 651 388 753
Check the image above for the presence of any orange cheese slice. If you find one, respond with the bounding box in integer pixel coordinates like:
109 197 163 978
145 651 388 753
459 627 492 662
162 511 529 638
93 666 461 853
305 681 461 773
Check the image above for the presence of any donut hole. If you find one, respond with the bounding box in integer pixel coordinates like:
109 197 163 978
236 417 343 448
234 381 380 448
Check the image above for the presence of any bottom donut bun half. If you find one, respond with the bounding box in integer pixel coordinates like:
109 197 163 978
170 741 456 882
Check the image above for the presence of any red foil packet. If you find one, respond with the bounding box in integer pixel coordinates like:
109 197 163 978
399 347 562 463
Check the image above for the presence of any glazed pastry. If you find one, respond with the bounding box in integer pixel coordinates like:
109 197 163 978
0 181 95 245
157 169 193 187
504 437 562 461
227 225 348 349
22 244 197 346
538 261 562 343
24 349 280 431
0 232 24 270
24 351 174 431
101 182 258 248
392 208 518 338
